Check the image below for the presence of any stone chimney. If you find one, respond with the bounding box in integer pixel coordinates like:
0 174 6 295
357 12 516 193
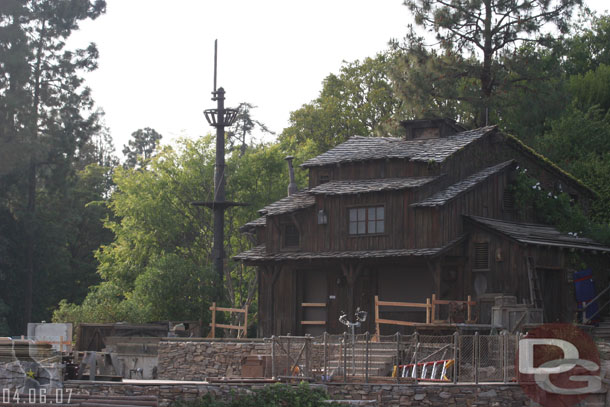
401 118 465 140
285 156 298 196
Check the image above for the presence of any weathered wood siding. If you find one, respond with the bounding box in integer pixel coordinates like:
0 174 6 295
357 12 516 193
464 224 570 323
308 160 440 188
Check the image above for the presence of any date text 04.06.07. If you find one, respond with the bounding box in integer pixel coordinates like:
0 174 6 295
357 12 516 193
2 388 73 404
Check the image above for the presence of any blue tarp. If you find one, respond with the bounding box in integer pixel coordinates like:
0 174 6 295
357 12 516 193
574 269 599 323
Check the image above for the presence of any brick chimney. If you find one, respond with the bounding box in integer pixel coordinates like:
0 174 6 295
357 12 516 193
401 118 466 140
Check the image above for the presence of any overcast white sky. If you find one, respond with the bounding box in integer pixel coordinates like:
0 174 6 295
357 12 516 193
68 0 609 155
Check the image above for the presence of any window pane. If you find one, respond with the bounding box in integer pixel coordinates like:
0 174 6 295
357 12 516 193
368 221 376 234
349 208 356 222
358 221 365 234
368 207 376 221
358 208 365 221
349 221 357 235
377 220 384 233
377 206 384 220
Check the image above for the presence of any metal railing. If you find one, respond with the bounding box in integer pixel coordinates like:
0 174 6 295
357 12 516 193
269 331 519 384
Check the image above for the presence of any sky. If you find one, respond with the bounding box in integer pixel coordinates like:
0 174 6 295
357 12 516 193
68 0 609 155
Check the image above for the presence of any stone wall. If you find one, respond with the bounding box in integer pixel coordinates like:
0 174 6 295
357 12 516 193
157 339 271 380
64 381 607 407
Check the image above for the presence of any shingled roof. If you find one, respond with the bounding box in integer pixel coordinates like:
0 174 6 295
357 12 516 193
309 176 439 196
239 216 267 233
411 161 515 208
257 190 315 216
466 216 610 253
301 126 497 168
233 245 444 263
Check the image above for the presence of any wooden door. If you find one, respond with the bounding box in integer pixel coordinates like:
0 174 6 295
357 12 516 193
301 269 328 336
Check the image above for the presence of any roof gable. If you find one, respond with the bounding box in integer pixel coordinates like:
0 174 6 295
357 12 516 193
412 160 515 207
257 190 315 216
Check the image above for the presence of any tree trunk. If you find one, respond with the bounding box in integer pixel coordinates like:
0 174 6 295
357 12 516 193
23 20 46 333
480 0 494 126
23 160 36 332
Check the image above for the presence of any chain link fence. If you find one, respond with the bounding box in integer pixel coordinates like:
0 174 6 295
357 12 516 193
270 331 520 383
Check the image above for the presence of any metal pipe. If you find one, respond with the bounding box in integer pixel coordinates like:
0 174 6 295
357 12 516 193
285 156 297 196
343 332 348 382
323 332 328 380
271 335 276 378
413 332 418 384
395 332 400 383
475 331 479 384
365 331 370 383
453 331 459 384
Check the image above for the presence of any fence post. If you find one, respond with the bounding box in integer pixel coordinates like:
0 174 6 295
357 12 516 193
305 334 311 378
426 298 431 324
323 332 328 379
343 331 348 382
210 302 216 339
467 295 472 322
375 295 380 339
474 331 479 384
271 335 276 378
243 304 248 338
413 332 419 384
431 294 437 323
503 331 508 384
365 331 370 384
453 331 459 384
396 332 401 383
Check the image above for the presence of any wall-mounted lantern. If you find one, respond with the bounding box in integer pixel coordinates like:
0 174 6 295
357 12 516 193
318 209 328 225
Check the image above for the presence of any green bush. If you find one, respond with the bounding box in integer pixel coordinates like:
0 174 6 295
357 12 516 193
174 382 341 407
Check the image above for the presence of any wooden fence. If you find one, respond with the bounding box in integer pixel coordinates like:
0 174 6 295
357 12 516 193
209 303 248 338
375 294 475 335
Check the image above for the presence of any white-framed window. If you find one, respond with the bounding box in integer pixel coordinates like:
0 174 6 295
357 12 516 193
349 206 385 235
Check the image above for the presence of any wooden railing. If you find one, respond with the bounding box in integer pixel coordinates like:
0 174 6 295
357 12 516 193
300 302 326 326
579 284 610 324
209 302 248 338
375 294 476 335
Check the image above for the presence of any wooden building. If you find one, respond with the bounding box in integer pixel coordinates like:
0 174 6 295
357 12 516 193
235 119 610 337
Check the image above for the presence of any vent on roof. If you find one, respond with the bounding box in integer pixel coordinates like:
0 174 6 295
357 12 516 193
503 188 515 211
473 242 489 270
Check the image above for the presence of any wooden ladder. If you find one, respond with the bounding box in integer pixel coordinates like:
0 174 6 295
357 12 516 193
527 257 543 309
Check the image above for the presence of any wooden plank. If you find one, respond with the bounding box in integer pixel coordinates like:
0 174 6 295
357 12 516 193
213 323 244 330
432 299 477 306
211 302 216 339
376 318 422 327
301 302 326 307
377 300 430 308
300 321 326 325
210 306 247 313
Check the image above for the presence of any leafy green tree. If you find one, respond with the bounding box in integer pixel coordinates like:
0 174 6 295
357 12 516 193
0 0 106 332
560 13 610 76
54 137 291 333
394 0 582 124
280 53 401 155
227 102 274 157
122 127 163 169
